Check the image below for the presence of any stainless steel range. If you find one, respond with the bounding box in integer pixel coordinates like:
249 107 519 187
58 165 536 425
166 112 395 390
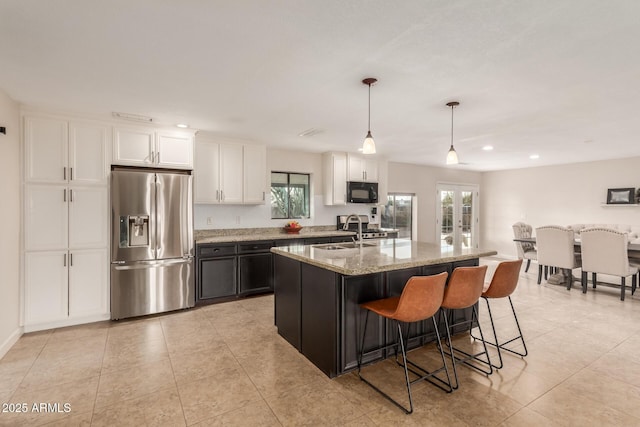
337 215 388 239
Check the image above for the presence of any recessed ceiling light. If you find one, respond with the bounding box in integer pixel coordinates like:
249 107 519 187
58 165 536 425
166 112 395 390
482 145 493 151
176 123 189 128
529 154 540 159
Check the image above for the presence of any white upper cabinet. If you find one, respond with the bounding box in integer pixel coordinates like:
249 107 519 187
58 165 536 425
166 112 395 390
243 144 267 204
194 140 220 203
157 131 194 169
69 121 110 184
25 116 110 184
113 126 156 166
219 144 244 204
323 152 347 205
194 139 266 205
113 126 194 169
347 153 378 182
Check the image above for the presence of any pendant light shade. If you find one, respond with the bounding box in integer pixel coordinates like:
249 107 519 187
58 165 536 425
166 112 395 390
446 101 460 165
362 78 377 154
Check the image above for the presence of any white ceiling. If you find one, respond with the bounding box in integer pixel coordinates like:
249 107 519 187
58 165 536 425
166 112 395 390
2 0 640 171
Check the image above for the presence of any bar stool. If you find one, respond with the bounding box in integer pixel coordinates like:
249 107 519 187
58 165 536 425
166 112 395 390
357 272 451 414
440 265 492 389
472 259 528 369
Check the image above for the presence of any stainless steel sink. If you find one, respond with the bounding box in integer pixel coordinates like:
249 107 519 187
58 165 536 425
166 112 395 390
311 242 377 251
336 241 378 249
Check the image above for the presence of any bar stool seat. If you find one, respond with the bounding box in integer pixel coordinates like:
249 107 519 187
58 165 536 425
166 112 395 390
357 272 451 414
440 265 492 389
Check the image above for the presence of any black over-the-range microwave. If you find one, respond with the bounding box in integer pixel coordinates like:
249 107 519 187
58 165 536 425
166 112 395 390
347 181 378 204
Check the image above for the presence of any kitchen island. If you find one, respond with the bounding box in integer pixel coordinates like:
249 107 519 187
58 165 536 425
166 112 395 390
271 239 497 378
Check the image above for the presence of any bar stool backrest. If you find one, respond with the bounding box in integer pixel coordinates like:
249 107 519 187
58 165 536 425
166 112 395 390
442 265 488 309
392 272 448 323
482 259 523 299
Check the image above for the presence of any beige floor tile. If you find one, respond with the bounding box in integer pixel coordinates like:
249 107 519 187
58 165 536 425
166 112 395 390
94 358 176 408
39 411 93 426
264 378 365 427
178 366 262 425
589 353 640 388
342 415 378 427
91 386 185 427
0 356 35 395
107 318 164 345
237 350 328 397
169 345 241 385
441 380 523 426
101 336 169 374
164 326 227 356
1 376 98 426
559 367 640 419
192 399 281 427
19 350 104 391
528 385 640 426
498 407 559 427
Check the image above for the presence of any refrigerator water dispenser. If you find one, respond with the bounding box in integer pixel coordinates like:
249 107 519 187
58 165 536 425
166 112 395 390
119 215 149 247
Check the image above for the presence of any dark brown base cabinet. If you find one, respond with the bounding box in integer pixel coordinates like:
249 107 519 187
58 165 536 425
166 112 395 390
196 235 356 304
273 254 478 378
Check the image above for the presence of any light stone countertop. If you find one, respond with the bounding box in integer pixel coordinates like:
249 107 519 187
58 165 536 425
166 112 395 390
195 227 356 244
270 238 498 276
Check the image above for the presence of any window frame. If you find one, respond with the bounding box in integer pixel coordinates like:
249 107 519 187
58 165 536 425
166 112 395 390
270 171 311 219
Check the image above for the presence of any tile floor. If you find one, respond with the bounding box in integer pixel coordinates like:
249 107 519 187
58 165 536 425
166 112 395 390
2 260 640 426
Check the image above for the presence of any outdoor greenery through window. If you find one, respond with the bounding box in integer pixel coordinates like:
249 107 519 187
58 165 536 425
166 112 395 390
271 172 310 219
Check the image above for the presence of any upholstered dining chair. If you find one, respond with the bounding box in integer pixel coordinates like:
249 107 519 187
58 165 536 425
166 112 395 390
535 225 581 289
580 228 638 301
512 222 537 272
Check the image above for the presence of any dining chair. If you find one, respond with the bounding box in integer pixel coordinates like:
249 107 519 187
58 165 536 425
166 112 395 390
580 228 638 301
535 225 581 289
512 222 537 272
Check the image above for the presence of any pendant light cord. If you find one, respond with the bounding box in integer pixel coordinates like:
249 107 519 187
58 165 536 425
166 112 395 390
368 83 371 132
450 104 454 149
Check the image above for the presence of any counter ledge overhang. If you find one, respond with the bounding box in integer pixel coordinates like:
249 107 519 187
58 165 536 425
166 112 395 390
270 238 498 276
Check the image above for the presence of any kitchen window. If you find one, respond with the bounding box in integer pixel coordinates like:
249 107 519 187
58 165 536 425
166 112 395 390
271 172 310 219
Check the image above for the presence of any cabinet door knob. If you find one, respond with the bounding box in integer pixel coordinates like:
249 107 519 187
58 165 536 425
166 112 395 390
63 253 67 267
70 167 73 181
63 167 67 181
157 151 160 164
63 189 66 202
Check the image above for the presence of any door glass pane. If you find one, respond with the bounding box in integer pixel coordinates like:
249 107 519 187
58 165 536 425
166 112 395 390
382 194 413 239
461 191 473 247
440 191 454 249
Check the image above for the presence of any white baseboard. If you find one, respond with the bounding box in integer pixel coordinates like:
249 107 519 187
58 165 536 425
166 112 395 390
0 327 24 359
23 314 111 333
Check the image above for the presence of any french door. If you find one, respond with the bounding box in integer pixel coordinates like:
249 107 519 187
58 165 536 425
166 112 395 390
436 183 479 250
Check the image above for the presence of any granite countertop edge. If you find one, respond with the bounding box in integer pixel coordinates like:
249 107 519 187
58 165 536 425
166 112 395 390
270 246 498 276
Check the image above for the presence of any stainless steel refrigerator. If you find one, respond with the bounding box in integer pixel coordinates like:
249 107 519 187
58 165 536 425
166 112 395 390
110 168 194 320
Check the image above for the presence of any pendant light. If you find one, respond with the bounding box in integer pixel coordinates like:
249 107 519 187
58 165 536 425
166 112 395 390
446 101 460 165
362 78 377 154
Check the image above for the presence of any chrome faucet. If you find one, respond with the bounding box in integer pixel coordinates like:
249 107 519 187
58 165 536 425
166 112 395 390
343 214 363 246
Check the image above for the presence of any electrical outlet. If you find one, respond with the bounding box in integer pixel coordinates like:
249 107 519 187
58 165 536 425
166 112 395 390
206 217 213 225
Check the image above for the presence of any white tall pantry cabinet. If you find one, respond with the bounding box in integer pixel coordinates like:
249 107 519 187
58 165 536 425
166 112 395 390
23 115 110 330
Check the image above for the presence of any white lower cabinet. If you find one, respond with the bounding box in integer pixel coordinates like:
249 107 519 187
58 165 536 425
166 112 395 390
68 249 108 318
24 251 68 325
24 249 108 329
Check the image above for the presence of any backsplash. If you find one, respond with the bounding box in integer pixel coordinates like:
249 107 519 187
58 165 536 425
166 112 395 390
194 195 372 229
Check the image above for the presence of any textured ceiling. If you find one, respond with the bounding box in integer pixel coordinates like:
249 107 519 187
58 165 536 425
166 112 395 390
1 0 639 171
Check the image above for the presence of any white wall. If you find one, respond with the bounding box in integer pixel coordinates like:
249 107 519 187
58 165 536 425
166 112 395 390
194 147 371 229
387 162 483 243
0 89 22 357
482 157 640 258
